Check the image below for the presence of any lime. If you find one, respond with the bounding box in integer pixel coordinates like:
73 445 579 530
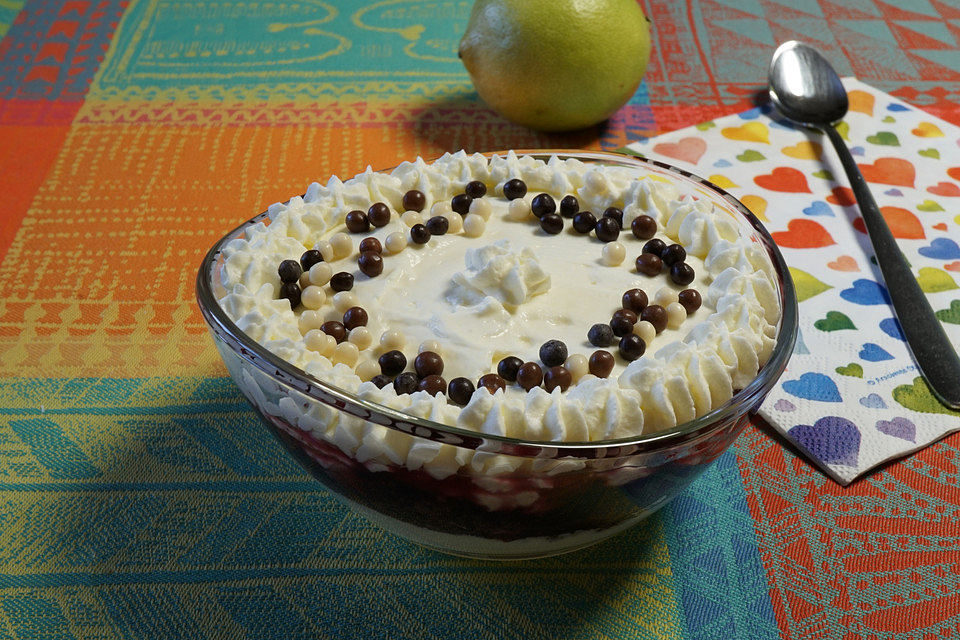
458 0 652 132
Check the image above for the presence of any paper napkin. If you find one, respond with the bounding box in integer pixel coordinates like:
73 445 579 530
624 78 960 485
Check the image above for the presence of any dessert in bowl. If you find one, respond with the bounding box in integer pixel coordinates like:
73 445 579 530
196 150 797 559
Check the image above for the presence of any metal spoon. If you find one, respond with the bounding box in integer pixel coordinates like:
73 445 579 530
768 40 960 410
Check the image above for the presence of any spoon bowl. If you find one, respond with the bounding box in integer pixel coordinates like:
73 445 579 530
768 42 848 126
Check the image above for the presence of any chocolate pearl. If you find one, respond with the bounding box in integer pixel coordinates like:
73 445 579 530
320 320 347 343
588 323 615 347
670 262 696 286
478 373 506 395
447 377 476 405
559 195 579 217
378 350 407 376
678 289 702 314
631 215 657 240
410 224 431 244
279 282 301 308
661 243 686 266
503 178 527 200
426 215 449 236
516 362 543 391
371 374 392 389
497 356 523 382
345 210 370 233
358 237 382 254
539 340 568 367
368 202 391 227
300 249 323 271
589 350 615 378
531 193 556 218
278 259 302 283
635 253 663 276
544 366 572 392
330 271 354 292
418 375 447 396
572 211 597 234
610 309 638 336
618 334 646 361
465 180 487 199
612 308 638 324
393 372 419 395
640 304 668 333
603 207 624 229
401 190 426 212
451 193 472 215
414 351 444 377
622 288 648 313
642 238 666 257
594 216 620 243
540 213 563 235
358 251 383 277
342 306 368 330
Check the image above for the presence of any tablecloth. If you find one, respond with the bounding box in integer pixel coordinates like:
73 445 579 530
2 1 959 638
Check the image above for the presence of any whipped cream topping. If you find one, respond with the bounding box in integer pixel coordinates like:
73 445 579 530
449 240 551 309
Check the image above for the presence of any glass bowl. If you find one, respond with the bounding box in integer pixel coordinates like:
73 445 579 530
196 150 798 560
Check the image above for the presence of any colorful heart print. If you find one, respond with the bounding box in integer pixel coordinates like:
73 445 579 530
754 167 810 193
857 157 915 187
852 207 924 239
772 219 835 248
788 416 860 466
653 137 707 164
783 372 842 402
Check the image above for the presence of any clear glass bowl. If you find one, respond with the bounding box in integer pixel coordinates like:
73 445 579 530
196 150 798 560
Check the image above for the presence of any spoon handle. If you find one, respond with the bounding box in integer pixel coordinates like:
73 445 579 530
824 125 960 409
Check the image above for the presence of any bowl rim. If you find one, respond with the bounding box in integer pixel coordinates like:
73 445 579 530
196 149 798 459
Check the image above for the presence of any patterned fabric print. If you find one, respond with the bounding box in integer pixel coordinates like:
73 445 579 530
0 0 25 39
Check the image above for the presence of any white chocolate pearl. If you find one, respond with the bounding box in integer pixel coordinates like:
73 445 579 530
355 360 380 382
469 198 492 220
507 198 530 221
400 210 423 227
654 287 679 307
444 211 463 234
298 310 325 335
332 291 359 313
564 354 588 382
463 214 485 237
300 285 326 310
419 340 441 355
316 240 335 263
380 329 405 350
332 341 360 367
308 262 332 286
330 232 352 259
304 329 335 355
298 272 311 288
666 302 686 329
385 231 407 254
430 201 453 217
348 326 373 350
633 320 656 345
601 241 626 266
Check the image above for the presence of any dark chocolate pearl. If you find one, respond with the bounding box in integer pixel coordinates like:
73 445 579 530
300 249 323 271
402 190 426 212
572 211 597 234
540 213 563 235
531 193 556 218
418 375 447 396
478 373 506 395
368 202 391 227
465 180 487 199
451 193 472 215
588 350 615 378
640 304 667 334
618 334 646 361
414 351 443 377
594 216 620 243
279 282 301 308
497 356 523 382
516 362 543 391
612 308 638 325
330 271 354 292
622 288 648 313
320 320 347 343
410 224 431 244
559 195 579 217
678 289 702 314
635 253 663 276
371 374 392 389
503 178 527 200
642 238 666 257
345 210 370 233
393 372 419 395
378 350 407 376
588 323 615 347
603 207 624 229
358 251 383 277
610 309 638 336
539 340 567 367
426 215 449 236
670 262 696 286
631 215 657 240
278 259 302 283
447 377 476 405
358 237 382 254
661 243 686 266
544 366 572 392
342 306 368 330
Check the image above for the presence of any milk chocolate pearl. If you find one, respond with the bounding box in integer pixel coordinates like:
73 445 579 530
320 320 347 343
539 340 568 367
588 350 615 378
345 210 370 233
631 215 657 240
371 374 392 389
300 249 323 271
447 377 476 405
368 202 391 227
635 253 662 276
622 288 648 313
503 178 527 200
278 259 302 283
414 351 443 377
330 271 354 292
612 308 638 325
603 207 624 229
618 334 646 361
478 373 506 395
378 350 407 376
465 180 487 199
531 193 556 218
544 366 572 392
402 190 426 213
451 193 472 215
642 238 666 257
572 211 596 234
342 306 368 330
497 356 523 382
358 237 382 254
418 375 447 396
279 282 301 309
410 224 431 244
640 304 668 333
594 216 620 243
540 213 563 235
610 309 638 336
393 372 419 395
661 243 686 266
426 215 449 236
358 251 383 277
516 362 543 391
670 262 696 286
678 289 702 314
559 195 579 217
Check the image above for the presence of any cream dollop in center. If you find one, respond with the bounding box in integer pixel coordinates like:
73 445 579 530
448 240 551 310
